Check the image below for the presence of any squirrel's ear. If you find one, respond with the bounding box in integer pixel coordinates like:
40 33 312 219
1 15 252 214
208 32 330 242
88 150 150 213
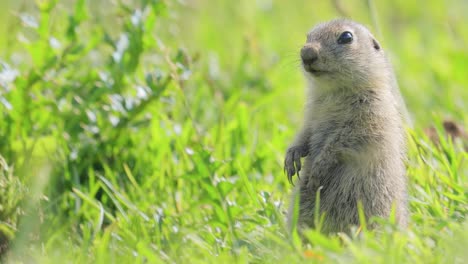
372 38 381 50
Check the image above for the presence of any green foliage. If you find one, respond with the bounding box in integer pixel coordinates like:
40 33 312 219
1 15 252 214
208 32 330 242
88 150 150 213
0 155 26 256
0 0 466 263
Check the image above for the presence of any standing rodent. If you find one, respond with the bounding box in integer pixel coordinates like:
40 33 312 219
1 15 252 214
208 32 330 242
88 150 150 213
284 19 409 233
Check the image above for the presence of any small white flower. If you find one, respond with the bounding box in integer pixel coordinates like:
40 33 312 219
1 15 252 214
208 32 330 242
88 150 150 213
20 13 38 28
49 37 61 49
185 147 194 155
112 34 129 62
0 63 19 89
131 10 143 26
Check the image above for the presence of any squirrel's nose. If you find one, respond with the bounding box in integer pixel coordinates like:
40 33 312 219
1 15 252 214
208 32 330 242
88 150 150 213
301 44 319 65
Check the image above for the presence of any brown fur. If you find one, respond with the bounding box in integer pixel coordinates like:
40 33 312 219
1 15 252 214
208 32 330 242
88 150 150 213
284 19 409 233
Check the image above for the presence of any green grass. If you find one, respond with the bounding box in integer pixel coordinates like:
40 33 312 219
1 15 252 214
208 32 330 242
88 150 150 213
0 0 467 263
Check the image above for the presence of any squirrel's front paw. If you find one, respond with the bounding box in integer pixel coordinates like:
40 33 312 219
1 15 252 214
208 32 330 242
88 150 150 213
284 145 309 184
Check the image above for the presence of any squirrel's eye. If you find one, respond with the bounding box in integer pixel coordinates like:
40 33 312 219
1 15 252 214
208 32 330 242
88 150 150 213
337 31 353 44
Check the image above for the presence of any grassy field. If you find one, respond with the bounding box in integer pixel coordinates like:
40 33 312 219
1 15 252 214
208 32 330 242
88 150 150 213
0 0 467 263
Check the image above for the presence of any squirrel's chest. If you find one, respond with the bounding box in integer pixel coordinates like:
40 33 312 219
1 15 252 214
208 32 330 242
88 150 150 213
306 101 377 158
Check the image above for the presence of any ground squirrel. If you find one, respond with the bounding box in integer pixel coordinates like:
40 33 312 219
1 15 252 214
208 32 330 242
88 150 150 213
284 19 409 233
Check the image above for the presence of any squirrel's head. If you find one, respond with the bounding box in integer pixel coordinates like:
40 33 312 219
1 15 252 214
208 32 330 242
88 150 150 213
301 19 392 90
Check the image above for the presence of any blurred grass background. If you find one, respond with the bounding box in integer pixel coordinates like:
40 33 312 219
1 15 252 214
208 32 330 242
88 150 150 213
0 0 467 263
